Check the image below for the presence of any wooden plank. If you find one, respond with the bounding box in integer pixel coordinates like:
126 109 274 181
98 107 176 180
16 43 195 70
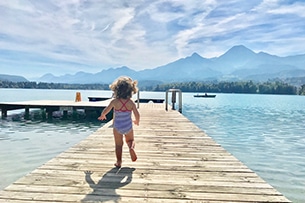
0 103 291 202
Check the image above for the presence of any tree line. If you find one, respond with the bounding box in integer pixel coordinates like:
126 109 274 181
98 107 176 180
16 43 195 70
1 80 305 95
150 81 300 95
0 81 109 90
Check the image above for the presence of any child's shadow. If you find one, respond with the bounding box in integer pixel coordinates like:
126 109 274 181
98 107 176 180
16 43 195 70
82 167 135 203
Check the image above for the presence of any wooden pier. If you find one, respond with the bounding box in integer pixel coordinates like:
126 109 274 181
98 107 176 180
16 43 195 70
0 103 291 202
0 100 112 119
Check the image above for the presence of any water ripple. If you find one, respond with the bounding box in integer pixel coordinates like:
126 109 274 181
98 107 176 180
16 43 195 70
0 119 101 190
184 94 305 203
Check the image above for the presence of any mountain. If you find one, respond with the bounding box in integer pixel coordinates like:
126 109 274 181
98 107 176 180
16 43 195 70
214 45 257 73
0 74 28 82
38 67 138 84
93 66 139 83
39 72 94 83
138 53 221 81
36 45 305 84
228 49 305 80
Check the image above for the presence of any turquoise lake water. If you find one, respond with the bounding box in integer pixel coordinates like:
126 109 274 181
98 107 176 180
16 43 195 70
0 88 304 202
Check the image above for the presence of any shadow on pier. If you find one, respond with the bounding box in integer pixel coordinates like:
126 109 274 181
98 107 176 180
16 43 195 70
82 167 135 203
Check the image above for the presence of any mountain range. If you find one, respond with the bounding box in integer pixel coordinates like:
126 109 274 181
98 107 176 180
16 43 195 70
4 45 305 85
0 74 28 82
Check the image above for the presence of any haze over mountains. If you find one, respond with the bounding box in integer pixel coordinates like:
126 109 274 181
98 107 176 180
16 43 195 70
4 45 305 85
0 74 28 82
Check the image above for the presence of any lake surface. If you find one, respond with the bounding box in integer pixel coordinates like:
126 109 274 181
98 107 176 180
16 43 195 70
0 88 304 202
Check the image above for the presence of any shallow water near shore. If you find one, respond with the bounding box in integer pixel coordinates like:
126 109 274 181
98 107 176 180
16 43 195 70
0 119 101 190
1 89 305 202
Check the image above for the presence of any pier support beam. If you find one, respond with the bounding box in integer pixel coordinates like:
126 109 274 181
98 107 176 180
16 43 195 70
46 107 59 120
1 108 7 119
63 110 68 119
24 107 30 120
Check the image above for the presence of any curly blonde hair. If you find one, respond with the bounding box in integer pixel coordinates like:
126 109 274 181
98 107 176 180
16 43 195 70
110 76 138 99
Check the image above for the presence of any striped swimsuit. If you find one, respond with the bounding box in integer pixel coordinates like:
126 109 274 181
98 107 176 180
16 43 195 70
113 99 133 134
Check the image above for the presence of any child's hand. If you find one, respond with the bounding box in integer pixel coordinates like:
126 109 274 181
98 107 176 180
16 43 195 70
133 120 139 125
98 115 106 120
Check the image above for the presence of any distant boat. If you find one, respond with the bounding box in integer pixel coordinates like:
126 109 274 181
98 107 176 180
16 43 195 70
193 93 216 98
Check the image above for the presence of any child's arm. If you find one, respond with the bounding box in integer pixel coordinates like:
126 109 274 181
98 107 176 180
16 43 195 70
131 101 140 125
98 100 115 120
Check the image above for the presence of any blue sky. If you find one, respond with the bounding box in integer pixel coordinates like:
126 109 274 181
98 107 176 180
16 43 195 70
1 0 305 78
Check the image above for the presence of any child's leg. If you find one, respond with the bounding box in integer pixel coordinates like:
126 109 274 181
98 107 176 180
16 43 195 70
125 129 137 162
113 128 123 167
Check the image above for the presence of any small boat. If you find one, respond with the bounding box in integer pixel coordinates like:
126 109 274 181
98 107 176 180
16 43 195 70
194 93 216 98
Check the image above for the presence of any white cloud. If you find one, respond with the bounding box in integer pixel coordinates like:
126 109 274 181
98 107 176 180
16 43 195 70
1 0 305 78
268 2 305 17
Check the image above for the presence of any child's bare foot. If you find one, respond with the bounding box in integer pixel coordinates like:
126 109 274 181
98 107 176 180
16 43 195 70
114 161 121 168
129 148 137 162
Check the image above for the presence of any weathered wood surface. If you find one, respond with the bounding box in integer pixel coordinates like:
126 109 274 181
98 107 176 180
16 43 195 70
0 103 291 202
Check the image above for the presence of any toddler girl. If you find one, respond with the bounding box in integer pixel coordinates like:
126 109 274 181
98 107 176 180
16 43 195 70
98 76 140 168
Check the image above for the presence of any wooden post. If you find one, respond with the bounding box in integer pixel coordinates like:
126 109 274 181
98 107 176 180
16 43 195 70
24 107 30 120
137 90 140 109
165 89 182 113
46 108 53 120
171 91 176 110
1 107 7 118
72 107 78 120
41 108 47 120
63 110 68 119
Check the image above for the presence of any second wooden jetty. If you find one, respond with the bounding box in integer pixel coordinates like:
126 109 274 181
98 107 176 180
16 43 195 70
0 99 112 119
0 103 291 202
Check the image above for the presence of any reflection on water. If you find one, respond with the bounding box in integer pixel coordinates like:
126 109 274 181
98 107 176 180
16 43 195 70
0 117 102 190
183 93 305 203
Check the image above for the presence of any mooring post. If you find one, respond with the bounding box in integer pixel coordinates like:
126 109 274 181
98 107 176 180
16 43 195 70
137 90 140 109
171 91 176 110
165 89 182 113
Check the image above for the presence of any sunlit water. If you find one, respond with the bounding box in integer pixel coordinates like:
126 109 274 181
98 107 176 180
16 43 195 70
0 89 108 190
1 89 304 202
182 93 305 203
0 120 100 189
